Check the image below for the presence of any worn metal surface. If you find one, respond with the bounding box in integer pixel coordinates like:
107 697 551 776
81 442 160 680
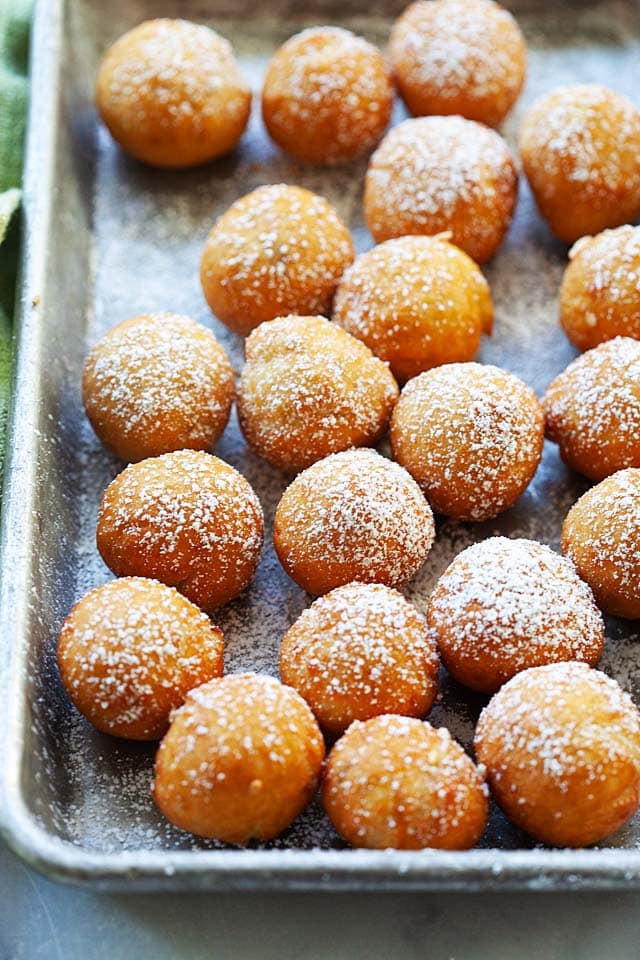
1 0 640 890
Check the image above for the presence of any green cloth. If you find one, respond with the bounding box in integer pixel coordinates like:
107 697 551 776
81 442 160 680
0 0 30 481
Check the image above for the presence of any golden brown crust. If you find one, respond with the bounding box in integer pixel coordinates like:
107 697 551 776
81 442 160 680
96 19 251 169
280 582 439 735
561 468 640 619
560 226 640 352
262 26 393 165
519 84 640 244
57 577 224 740
428 537 604 694
153 673 325 843
389 0 526 128
96 450 264 611
475 663 640 847
273 448 435 595
237 315 398 473
323 715 488 850
364 116 517 263
390 363 544 521
333 235 493 382
200 185 354 336
82 313 235 462
542 337 640 481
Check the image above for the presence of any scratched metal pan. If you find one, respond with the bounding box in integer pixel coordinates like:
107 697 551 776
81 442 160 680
1 0 640 891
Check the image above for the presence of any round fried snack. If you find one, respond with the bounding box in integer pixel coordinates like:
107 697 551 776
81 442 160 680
560 226 640 352
333 235 493 382
82 313 235 462
57 577 224 740
280 582 439 735
391 363 544 521
96 450 264 611
96 19 251 168
323 715 488 850
364 115 517 263
200 184 354 336
153 673 324 843
428 537 604 694
542 337 640 481
519 84 640 244
389 0 526 128
262 26 393 165
562 468 640 619
273 449 435 595
237 315 398 473
475 662 640 847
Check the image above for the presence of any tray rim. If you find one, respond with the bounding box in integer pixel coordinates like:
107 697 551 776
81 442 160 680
3 0 640 891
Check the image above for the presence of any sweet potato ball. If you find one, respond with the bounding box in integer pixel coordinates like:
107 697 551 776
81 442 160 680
153 673 324 843
200 184 354 336
262 26 394 165
273 448 435 595
280 582 439 735
96 450 264 611
58 577 224 740
96 19 251 168
323 715 488 850
475 662 640 847
237 314 398 473
519 84 640 244
82 313 235 462
389 0 526 128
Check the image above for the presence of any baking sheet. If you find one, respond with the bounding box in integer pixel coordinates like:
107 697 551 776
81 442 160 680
2 0 640 890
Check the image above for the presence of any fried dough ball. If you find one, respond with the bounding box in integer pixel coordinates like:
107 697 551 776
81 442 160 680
273 448 435 595
82 313 235 462
153 673 324 843
333 235 493 382
262 26 394 165
280 583 439 735
428 538 604 694
519 85 640 244
200 184 354 336
57 577 224 740
96 19 251 169
475 662 640 847
96 450 263 611
238 315 398 473
323 715 488 850
364 116 517 263
391 363 544 521
560 226 640 352
562 469 640 619
389 0 526 128
542 337 640 481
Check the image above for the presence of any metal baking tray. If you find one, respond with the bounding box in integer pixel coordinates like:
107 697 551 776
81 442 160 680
2 0 640 891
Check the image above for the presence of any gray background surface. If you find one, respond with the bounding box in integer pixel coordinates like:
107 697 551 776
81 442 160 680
2 837 640 959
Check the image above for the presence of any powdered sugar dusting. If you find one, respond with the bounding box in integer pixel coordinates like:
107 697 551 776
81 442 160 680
391 363 544 521
280 582 439 732
96 450 264 610
364 115 517 260
543 336 640 479
262 26 393 164
274 448 435 592
428 537 604 690
389 0 525 126
476 663 640 801
238 314 398 473
83 312 234 457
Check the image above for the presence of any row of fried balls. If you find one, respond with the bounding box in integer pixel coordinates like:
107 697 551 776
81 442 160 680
55 0 640 850
59 262 640 852
97 1 640 255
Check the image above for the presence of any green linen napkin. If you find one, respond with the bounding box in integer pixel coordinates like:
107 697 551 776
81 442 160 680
0 0 30 482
